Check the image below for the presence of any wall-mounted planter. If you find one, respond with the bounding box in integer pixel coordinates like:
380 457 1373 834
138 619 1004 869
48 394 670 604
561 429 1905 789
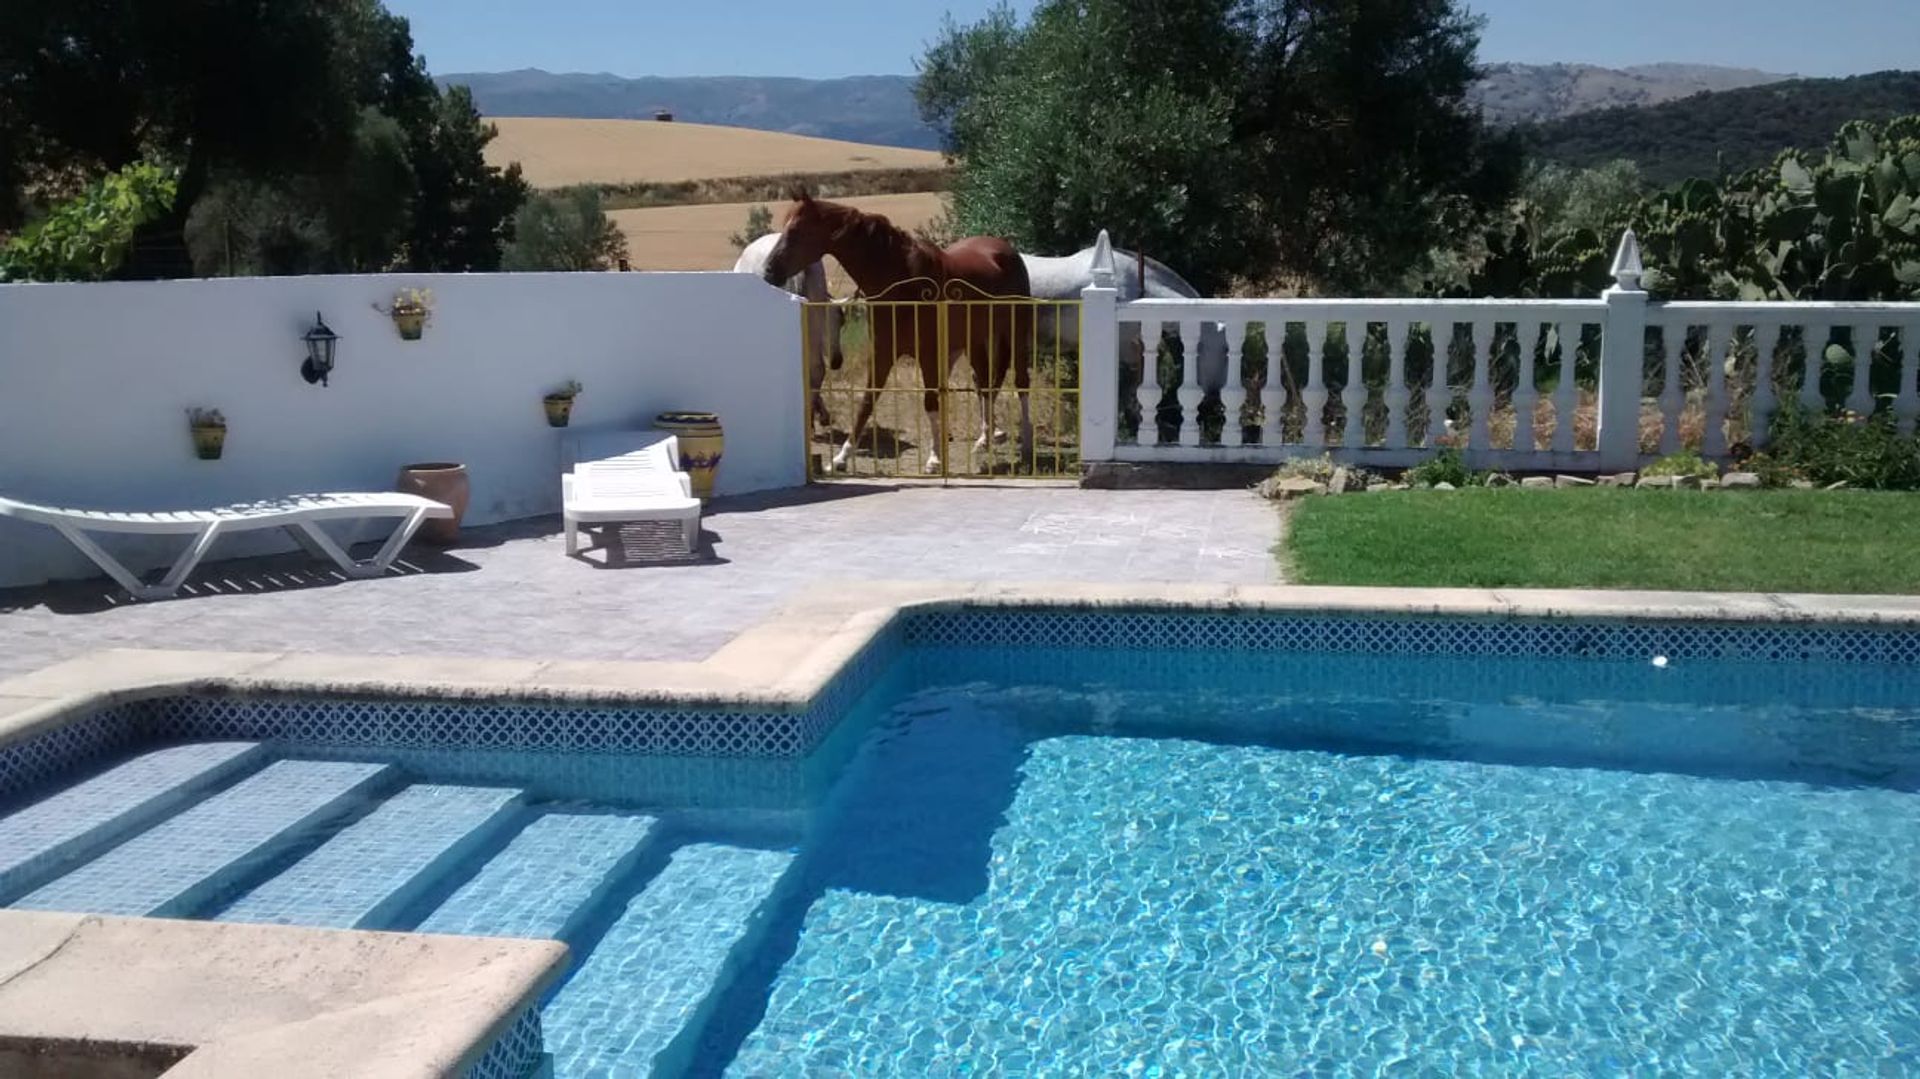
543 395 576 427
190 425 226 460
391 309 428 340
187 408 227 460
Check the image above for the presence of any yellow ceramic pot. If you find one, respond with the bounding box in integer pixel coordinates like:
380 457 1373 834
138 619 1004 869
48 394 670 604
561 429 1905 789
654 411 724 500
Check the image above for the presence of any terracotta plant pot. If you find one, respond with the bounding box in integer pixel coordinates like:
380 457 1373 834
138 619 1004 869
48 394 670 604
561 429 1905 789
190 425 226 461
654 411 724 500
392 309 427 341
543 395 575 428
396 462 468 545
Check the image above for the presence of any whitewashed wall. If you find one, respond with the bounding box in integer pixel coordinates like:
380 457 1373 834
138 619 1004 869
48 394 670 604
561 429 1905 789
0 271 804 588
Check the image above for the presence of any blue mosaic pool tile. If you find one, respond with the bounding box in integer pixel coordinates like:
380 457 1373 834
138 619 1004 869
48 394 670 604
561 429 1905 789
0 741 262 901
464 1003 547 1079
542 842 794 1077
12 759 391 918
216 783 522 928
146 696 812 758
903 608 1920 665
0 705 141 806
415 808 658 940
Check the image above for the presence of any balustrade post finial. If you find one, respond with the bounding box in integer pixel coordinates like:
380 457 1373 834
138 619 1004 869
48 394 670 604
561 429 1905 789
1609 230 1645 293
1090 229 1116 288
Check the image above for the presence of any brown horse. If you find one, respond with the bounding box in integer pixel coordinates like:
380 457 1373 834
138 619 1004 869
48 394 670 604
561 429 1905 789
762 192 1035 473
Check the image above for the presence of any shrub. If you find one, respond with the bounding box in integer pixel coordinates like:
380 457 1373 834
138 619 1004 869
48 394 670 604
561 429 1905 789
1640 450 1719 480
1765 407 1920 489
729 205 773 251
0 162 177 281
501 186 628 271
1405 447 1477 487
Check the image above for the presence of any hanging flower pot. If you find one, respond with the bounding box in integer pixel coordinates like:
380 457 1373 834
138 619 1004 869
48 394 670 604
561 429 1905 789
187 408 226 461
544 380 582 428
385 288 434 341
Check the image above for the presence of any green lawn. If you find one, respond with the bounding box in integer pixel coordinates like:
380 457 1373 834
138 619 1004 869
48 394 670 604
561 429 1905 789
1283 489 1920 594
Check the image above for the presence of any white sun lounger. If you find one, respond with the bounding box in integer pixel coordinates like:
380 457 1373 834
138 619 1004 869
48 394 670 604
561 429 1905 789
562 450 703 557
0 491 453 600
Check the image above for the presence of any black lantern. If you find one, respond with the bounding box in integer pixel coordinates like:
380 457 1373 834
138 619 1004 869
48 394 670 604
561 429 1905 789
300 312 340 386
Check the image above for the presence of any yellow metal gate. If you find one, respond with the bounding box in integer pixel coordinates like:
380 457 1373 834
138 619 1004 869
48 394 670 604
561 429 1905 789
801 279 1081 480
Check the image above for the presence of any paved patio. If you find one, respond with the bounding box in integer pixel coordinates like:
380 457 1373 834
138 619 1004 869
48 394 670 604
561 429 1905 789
0 486 1280 681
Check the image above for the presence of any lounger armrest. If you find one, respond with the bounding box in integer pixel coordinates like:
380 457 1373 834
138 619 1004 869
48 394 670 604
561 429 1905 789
676 474 692 499
561 473 577 501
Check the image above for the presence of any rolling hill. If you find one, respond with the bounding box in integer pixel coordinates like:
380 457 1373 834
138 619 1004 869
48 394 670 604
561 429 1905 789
445 63 1798 150
485 117 942 188
1524 70 1920 185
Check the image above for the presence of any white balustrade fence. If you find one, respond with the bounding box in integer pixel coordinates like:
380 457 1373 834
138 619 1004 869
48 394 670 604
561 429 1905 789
1077 233 1920 473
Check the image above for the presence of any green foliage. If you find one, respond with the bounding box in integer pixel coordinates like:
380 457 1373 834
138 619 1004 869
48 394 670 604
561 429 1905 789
1 0 525 276
1525 72 1920 187
730 205 773 251
501 186 629 271
1405 448 1475 487
1764 406 1920 490
1640 450 1720 480
920 0 1518 294
1453 115 1920 303
0 163 176 281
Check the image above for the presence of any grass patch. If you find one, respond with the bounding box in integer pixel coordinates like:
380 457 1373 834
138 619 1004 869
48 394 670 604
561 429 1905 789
1284 489 1920 593
596 166 951 210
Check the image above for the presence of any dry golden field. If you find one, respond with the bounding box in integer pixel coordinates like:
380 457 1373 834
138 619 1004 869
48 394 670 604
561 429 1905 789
610 191 948 277
485 117 942 188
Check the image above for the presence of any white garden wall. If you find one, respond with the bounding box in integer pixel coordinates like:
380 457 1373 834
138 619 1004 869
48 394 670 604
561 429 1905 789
0 271 805 588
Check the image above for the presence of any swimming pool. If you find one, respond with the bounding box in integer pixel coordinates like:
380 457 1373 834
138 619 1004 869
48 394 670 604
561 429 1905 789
2 606 1917 1075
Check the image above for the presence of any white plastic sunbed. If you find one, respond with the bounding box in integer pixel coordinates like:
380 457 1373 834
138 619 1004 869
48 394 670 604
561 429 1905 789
562 435 703 557
0 492 453 600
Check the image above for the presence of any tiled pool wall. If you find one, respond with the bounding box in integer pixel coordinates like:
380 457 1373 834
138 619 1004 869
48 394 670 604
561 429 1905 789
5 607 1920 1079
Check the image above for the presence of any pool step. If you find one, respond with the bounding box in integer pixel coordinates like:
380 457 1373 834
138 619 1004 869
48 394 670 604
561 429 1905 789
414 808 659 941
542 842 795 1075
12 759 392 918
214 783 524 928
0 742 264 902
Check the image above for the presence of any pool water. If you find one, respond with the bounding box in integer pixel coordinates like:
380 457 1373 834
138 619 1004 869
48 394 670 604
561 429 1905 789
3 645 1918 1076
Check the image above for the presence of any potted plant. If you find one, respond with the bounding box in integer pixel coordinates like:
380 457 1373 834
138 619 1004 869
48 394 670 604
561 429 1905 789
544 380 583 427
387 288 434 340
186 407 226 460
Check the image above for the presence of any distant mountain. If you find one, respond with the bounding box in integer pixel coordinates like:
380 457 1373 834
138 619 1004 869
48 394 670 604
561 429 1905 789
438 71 936 149
445 63 1805 151
1470 62 1789 126
1524 70 1920 186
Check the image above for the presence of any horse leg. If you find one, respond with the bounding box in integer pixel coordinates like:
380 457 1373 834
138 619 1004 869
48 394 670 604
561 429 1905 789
833 386 878 471
1011 320 1035 467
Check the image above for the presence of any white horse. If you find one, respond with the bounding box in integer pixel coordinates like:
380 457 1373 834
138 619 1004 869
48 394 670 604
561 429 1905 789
734 233 842 429
1021 241 1229 418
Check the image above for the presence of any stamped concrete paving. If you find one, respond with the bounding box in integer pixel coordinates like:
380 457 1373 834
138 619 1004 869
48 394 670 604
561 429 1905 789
0 486 1280 681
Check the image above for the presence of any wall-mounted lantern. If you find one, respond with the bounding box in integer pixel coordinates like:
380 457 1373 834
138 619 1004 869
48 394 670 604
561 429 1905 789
300 312 339 386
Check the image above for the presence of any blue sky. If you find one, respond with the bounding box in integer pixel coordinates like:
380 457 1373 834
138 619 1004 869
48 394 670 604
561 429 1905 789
388 0 1914 80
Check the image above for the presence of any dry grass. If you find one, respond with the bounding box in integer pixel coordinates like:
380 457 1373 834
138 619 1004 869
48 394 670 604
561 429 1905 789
486 117 943 188
611 192 950 274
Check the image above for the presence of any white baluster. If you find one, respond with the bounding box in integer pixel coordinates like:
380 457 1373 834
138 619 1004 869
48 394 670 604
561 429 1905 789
1261 321 1287 445
1702 321 1731 458
1303 320 1328 448
1751 323 1782 445
1383 319 1411 448
1177 320 1202 447
1847 323 1878 417
1342 322 1368 447
1799 323 1830 413
1425 323 1451 447
1220 321 1248 446
1468 319 1495 449
1133 321 1161 446
1659 323 1686 455
1551 321 1578 452
1511 320 1541 452
1897 321 1920 438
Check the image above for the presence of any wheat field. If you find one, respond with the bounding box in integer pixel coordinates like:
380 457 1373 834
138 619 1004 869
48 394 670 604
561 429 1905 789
610 192 948 276
485 117 943 188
